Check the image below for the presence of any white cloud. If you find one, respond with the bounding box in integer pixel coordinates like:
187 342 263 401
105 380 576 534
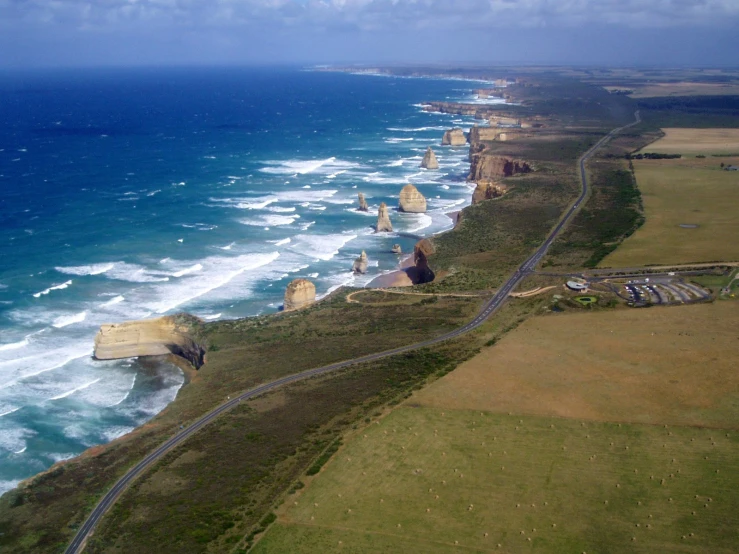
3 0 738 30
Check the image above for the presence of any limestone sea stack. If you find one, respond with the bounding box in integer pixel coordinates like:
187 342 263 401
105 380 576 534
413 239 436 284
392 244 402 254
398 184 426 213
357 192 369 212
420 147 439 169
352 251 369 274
94 315 206 369
376 202 393 232
284 279 316 311
442 128 467 146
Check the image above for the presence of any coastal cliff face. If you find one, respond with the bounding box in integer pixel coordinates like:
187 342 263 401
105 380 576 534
472 181 507 204
468 144 532 181
475 88 505 99
421 147 439 169
442 128 467 146
398 184 427 213
376 202 393 232
468 126 533 145
413 239 436 284
94 314 206 369
357 192 369 212
467 126 501 144
284 279 316 311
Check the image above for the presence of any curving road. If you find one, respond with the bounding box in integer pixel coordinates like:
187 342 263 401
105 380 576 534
65 111 640 554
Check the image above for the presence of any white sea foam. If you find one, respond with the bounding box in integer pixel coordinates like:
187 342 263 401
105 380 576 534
290 234 357 262
239 214 300 227
0 407 20 417
386 126 449 132
384 137 415 144
0 427 35 455
0 480 20 497
259 157 358 176
101 295 125 307
52 311 87 328
201 313 222 321
56 263 115 276
171 264 203 278
387 160 404 167
404 213 434 234
147 190 161 196
0 339 29 352
267 206 296 213
219 242 236 250
32 280 73 298
271 238 292 246
148 251 280 314
49 378 101 401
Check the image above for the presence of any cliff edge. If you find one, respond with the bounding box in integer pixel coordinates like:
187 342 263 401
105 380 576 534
94 314 206 369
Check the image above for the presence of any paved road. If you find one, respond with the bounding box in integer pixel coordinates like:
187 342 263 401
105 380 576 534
65 111 641 554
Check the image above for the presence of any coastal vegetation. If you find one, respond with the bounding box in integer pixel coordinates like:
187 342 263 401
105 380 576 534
601 156 739 267
254 302 739 553
2 66 738 554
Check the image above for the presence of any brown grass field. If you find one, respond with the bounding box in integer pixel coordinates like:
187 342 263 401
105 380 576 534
627 82 739 98
414 301 739 428
641 128 739 155
253 302 739 553
601 156 739 267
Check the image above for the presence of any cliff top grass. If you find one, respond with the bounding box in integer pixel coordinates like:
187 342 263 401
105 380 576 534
601 157 739 267
255 406 739 554
255 301 739 554
641 128 739 155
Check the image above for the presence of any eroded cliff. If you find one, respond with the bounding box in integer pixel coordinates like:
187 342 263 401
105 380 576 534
94 314 206 369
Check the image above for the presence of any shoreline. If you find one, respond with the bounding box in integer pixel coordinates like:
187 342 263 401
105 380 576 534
2 73 477 500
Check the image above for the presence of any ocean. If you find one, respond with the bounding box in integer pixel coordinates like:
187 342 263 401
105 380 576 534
0 67 505 495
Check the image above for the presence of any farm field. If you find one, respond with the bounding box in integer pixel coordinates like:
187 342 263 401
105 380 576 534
601 157 739 267
254 302 739 553
641 128 739 155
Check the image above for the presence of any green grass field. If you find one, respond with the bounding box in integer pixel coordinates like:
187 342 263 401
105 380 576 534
601 158 739 267
255 407 739 553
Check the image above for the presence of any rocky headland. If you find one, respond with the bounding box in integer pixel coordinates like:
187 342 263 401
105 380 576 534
398 184 427 213
93 314 206 369
469 144 532 181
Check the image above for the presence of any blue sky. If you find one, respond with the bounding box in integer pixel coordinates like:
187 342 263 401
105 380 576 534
1 0 737 67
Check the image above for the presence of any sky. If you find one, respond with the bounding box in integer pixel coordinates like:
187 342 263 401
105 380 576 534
0 0 737 68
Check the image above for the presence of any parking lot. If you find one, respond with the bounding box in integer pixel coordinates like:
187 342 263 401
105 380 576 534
616 277 710 306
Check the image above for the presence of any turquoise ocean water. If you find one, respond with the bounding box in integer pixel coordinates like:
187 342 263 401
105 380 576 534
0 68 505 494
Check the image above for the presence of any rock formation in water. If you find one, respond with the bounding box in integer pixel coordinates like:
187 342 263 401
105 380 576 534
442 128 467 146
398 184 427 213
357 192 369 212
392 244 402 254
376 202 393 232
94 314 206 369
421 147 439 169
412 239 436 284
472 181 507 204
352 251 369 274
468 144 532 181
284 279 316 311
